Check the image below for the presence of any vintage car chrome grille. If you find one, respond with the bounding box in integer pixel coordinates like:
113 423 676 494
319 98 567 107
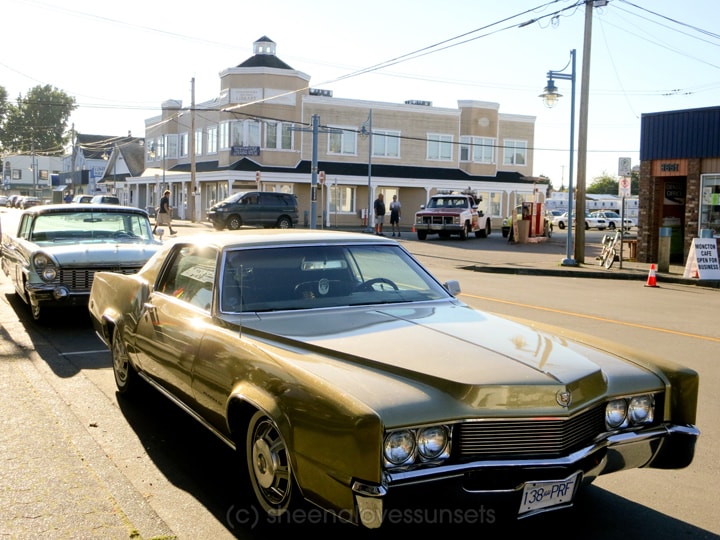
456 404 606 459
56 267 143 291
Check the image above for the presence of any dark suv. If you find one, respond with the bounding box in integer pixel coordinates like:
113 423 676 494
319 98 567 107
207 191 299 231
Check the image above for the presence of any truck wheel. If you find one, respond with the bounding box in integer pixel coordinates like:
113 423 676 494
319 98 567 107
459 225 468 240
417 230 427 241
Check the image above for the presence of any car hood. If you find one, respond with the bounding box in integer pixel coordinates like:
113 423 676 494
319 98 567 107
240 303 662 418
40 243 162 266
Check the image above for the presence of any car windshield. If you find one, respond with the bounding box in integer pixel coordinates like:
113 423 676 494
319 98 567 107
426 197 468 209
29 211 153 243
220 244 452 313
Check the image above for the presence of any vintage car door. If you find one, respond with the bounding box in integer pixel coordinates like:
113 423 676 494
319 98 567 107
132 244 218 405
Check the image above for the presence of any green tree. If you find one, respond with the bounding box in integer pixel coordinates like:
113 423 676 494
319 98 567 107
0 85 76 155
587 172 619 195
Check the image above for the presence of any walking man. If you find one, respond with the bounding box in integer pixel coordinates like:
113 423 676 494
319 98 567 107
389 195 402 237
153 189 177 236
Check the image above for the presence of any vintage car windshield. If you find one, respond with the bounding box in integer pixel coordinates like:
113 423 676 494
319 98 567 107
28 211 153 244
220 244 452 313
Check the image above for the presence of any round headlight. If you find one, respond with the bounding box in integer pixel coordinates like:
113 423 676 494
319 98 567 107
384 430 415 466
416 426 449 460
33 253 50 268
628 395 654 425
41 267 57 281
606 399 627 429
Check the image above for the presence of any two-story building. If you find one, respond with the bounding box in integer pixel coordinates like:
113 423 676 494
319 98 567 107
127 36 546 228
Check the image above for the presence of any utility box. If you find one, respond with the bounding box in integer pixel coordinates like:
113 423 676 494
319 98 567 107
658 227 672 272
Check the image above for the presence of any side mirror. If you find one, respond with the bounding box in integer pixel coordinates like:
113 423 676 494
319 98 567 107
443 280 461 296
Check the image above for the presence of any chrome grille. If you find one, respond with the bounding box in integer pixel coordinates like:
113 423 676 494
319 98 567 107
456 404 606 459
56 266 143 291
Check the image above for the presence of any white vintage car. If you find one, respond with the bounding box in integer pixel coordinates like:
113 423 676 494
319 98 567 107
589 210 635 230
0 203 161 321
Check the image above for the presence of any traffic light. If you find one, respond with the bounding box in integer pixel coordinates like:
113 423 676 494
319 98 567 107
255 171 261 184
318 171 325 185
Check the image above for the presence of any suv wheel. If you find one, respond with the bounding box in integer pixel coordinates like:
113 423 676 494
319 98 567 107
227 215 243 230
276 216 293 229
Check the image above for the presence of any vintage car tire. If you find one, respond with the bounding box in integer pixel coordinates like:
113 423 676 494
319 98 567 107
275 216 293 229
416 230 427 240
112 329 138 394
30 302 42 322
246 411 297 517
227 215 243 231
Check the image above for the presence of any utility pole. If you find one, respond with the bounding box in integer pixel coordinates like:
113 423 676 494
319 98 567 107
291 115 341 229
575 0 595 263
189 77 197 222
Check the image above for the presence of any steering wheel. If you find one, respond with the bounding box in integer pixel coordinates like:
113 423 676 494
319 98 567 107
355 277 399 292
112 231 133 239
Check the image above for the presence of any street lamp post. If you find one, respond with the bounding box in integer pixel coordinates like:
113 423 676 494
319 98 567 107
540 49 577 267
360 110 374 234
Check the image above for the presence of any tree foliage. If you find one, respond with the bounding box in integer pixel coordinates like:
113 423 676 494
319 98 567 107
0 85 76 155
588 170 639 196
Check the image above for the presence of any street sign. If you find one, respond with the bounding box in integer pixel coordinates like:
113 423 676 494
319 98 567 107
618 157 631 177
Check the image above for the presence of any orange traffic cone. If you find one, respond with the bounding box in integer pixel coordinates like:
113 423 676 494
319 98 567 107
645 263 658 287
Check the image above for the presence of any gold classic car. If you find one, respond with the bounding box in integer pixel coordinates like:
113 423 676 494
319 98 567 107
87 229 699 529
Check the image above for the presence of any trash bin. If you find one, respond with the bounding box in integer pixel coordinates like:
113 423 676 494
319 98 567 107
658 227 671 273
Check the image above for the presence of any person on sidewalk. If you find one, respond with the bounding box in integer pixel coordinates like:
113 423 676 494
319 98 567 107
153 190 177 236
373 193 386 236
389 194 402 237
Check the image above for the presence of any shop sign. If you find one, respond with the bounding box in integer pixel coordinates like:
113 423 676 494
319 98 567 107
683 238 720 279
652 159 688 176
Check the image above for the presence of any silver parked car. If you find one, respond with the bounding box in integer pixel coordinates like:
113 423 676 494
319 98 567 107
0 203 161 321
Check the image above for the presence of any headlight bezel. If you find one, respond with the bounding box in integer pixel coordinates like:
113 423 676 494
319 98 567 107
605 393 656 430
383 425 451 469
32 252 58 282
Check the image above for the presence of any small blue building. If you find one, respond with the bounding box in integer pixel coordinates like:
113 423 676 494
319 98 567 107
639 105 720 263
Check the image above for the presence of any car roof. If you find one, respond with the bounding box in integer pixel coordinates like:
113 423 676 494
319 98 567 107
165 229 397 250
21 203 148 215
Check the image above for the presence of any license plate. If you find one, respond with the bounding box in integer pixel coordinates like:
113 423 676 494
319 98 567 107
519 472 580 515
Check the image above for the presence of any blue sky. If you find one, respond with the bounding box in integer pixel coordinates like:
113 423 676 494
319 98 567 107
3 0 719 186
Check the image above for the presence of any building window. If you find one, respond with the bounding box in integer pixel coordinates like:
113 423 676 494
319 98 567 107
503 139 527 166
166 134 178 159
266 121 294 150
427 134 453 161
329 185 356 213
232 120 261 147
12 169 22 180
195 129 203 156
207 125 218 155
328 127 356 155
262 183 294 194
372 130 400 158
219 122 230 150
180 133 189 157
460 136 495 163
700 174 720 236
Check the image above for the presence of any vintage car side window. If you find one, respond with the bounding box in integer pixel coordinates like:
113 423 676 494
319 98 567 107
158 245 218 311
